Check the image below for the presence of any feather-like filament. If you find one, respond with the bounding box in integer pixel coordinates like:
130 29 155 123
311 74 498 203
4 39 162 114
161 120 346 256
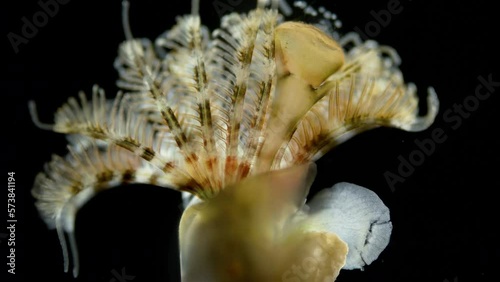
29 0 438 279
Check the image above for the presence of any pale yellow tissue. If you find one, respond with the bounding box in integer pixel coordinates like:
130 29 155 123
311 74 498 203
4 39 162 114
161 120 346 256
275 21 344 88
259 22 346 171
179 163 348 281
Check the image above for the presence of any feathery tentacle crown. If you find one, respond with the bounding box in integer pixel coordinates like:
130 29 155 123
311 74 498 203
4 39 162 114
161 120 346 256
29 0 438 277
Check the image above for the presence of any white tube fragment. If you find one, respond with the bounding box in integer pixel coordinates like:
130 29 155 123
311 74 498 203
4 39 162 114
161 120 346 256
306 182 392 270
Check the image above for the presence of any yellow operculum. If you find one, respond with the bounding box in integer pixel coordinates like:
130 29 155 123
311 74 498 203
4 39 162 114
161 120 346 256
258 22 345 171
275 21 344 88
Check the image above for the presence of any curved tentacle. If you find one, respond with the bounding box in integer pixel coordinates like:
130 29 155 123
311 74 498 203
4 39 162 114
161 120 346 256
32 143 181 276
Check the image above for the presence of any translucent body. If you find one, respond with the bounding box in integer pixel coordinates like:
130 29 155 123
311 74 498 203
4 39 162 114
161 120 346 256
30 0 438 280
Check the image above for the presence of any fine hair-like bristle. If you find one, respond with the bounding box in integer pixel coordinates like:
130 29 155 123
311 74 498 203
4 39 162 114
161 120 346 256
30 0 438 278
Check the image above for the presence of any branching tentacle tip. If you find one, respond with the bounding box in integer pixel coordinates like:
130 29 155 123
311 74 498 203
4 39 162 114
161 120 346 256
191 0 200 16
28 100 54 131
426 86 440 119
121 0 133 41
403 86 439 132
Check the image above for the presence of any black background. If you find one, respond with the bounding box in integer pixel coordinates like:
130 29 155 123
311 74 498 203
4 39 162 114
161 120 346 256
2 0 499 281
